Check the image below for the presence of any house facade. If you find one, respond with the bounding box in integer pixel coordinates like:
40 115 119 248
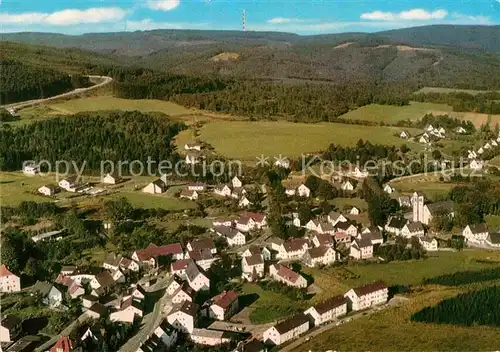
304 296 347 326
303 246 336 267
344 281 388 311
463 223 489 244
263 314 310 346
269 264 307 288
0 265 21 293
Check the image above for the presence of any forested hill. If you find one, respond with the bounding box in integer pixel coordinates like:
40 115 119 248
1 25 499 55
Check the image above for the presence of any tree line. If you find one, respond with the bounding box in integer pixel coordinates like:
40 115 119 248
0 60 89 104
411 286 500 327
413 91 500 115
423 267 500 286
322 139 408 165
0 110 185 173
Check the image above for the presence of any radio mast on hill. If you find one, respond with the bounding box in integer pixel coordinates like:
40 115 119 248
242 10 247 31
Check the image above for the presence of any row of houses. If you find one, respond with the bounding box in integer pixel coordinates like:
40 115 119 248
263 280 388 345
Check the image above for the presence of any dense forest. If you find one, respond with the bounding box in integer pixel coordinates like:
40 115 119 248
322 140 407 164
411 286 500 327
0 111 186 172
0 60 90 104
423 267 500 286
413 91 500 114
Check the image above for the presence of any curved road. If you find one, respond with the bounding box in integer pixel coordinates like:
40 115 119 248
2 75 113 111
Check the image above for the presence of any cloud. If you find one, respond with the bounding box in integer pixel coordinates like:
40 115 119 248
147 0 180 11
0 7 127 26
267 17 302 24
450 13 491 25
361 8 447 21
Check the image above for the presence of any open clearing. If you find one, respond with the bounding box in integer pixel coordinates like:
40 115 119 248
46 96 193 116
199 121 421 160
339 102 453 124
416 87 499 95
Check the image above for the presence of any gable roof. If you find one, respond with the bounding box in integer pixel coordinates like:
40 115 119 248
425 201 454 214
387 216 408 229
170 300 199 317
135 243 183 261
245 246 262 256
336 221 356 231
188 249 214 261
273 313 309 334
0 264 16 277
313 232 333 246
309 295 346 315
171 259 193 271
353 237 373 248
352 280 387 297
240 211 266 223
273 264 304 284
95 271 115 288
189 238 215 251
283 238 309 252
88 303 108 316
50 336 73 352
186 261 205 282
212 290 238 309
244 254 264 266
467 223 489 234
306 246 332 259
214 226 243 239
405 221 424 233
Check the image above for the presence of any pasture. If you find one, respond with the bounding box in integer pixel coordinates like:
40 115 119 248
199 121 421 161
0 172 65 206
416 87 499 95
339 102 453 124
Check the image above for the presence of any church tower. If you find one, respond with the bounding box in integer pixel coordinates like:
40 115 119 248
411 192 425 223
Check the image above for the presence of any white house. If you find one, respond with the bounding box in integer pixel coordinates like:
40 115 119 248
277 238 311 260
184 143 202 151
0 265 21 293
269 264 307 288
143 179 167 194
32 282 63 308
341 180 354 191
172 284 194 305
385 216 408 236
188 183 206 192
263 314 310 346
241 254 265 282
186 261 210 292
58 176 78 190
327 211 348 226
478 147 484 154
167 301 198 333
38 185 59 196
214 184 232 197
110 297 143 323
419 237 438 251
231 176 243 188
304 295 347 326
463 223 489 244
400 131 410 139
214 226 246 247
426 124 435 132
242 246 270 261
350 238 373 260
312 232 333 248
400 222 425 238
166 276 184 295
344 281 388 312
484 142 492 150
437 127 446 135
190 329 231 346
419 136 429 144
335 221 358 237
455 126 467 134
171 259 192 278
102 173 121 185
303 246 336 267
349 206 360 215
180 189 199 201
383 184 395 194
238 196 252 208
275 157 291 169
469 160 484 170
206 290 239 321
23 164 39 176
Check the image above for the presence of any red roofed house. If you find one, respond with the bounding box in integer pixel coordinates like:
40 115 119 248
0 265 21 293
132 243 184 267
344 280 388 312
277 238 311 260
50 336 73 352
269 264 307 288
206 290 239 321
240 212 267 229
170 259 193 278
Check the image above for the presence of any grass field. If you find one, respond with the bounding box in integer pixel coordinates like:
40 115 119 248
104 191 195 210
416 87 499 95
489 156 500 168
486 215 500 231
47 96 193 116
0 172 64 206
199 121 421 160
339 102 453 124
294 250 500 351
390 174 455 201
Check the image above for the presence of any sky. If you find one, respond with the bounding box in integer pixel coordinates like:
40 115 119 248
0 0 499 35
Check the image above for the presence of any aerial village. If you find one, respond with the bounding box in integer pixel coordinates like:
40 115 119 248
2 127 500 352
